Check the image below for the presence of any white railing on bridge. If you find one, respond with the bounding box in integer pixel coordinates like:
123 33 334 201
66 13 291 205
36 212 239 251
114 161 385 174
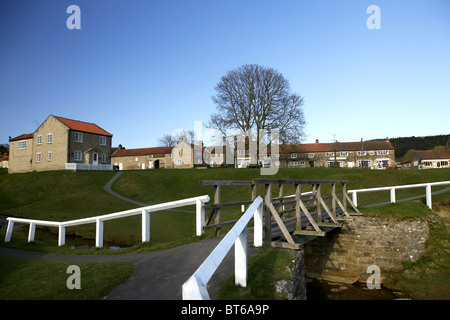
348 181 450 209
4 195 210 248
182 196 264 300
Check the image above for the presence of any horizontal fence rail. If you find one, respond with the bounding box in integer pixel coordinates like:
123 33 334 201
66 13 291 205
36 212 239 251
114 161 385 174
348 181 450 209
182 196 264 300
4 195 210 248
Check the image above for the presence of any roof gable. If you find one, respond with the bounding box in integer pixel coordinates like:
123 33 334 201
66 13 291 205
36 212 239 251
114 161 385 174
54 116 112 137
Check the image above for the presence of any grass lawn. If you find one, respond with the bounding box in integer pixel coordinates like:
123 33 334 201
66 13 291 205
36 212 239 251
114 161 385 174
0 256 134 300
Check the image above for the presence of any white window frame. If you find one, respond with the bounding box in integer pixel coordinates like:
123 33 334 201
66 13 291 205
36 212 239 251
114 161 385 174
74 151 82 161
290 161 298 167
18 140 27 150
340 151 348 157
101 154 106 163
48 151 52 162
377 150 389 155
37 135 42 145
357 151 367 156
47 133 53 144
99 136 107 146
75 132 83 143
36 153 41 163
326 152 335 157
176 159 182 165
290 153 297 159
308 153 314 158
423 161 433 167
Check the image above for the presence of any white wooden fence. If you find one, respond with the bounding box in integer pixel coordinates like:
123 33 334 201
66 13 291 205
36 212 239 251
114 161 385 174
348 181 450 209
4 195 210 248
182 196 264 300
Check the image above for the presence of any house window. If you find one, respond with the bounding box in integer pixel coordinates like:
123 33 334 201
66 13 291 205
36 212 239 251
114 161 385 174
326 152 334 157
101 154 106 163
176 159 182 165
377 150 389 155
75 132 83 142
290 161 298 167
291 153 297 158
438 161 449 167
357 151 367 156
340 151 348 157
36 153 41 163
99 136 106 146
74 151 82 161
238 150 244 156
135 157 138 162
299 160 305 165
47 133 53 144
308 153 314 158
48 151 52 162
358 160 371 168
18 140 27 150
326 161 343 168
423 161 433 167
370 151 374 155
37 135 42 145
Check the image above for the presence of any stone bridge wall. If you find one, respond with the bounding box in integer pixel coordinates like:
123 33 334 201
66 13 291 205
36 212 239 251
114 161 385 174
303 216 429 284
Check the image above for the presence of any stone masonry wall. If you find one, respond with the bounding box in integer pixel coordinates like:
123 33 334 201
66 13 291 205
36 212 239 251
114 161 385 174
304 216 429 284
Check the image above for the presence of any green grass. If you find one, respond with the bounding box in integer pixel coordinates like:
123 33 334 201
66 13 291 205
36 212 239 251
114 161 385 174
214 245 298 300
0 256 134 300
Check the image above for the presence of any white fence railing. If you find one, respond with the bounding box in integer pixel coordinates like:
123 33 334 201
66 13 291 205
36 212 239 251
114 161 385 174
348 181 450 209
4 195 210 248
65 163 113 171
182 196 264 300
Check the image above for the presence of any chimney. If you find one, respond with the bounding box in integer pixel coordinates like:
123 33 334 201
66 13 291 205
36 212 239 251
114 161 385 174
315 139 319 144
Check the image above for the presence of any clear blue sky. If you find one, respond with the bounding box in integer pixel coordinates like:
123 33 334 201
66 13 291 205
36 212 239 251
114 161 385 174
1 0 449 149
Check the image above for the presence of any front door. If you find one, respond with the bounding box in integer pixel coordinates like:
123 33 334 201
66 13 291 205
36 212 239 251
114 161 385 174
93 152 98 165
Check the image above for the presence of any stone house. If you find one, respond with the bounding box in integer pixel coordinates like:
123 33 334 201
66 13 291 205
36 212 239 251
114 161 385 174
403 150 450 170
8 115 113 173
171 138 207 168
278 139 396 169
0 154 9 168
111 146 174 170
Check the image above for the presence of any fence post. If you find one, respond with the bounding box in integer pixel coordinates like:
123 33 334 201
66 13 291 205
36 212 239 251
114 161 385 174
4 220 14 242
264 183 272 243
352 191 358 207
142 209 150 242
196 199 205 236
390 188 396 203
254 200 263 247
28 223 36 243
58 225 66 246
426 184 432 209
96 218 104 248
235 226 247 287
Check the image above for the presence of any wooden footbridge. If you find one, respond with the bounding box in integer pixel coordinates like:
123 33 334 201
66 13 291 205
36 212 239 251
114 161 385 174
201 179 362 250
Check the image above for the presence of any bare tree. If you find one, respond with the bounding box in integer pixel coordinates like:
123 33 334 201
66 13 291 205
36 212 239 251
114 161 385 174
208 64 306 145
157 129 195 147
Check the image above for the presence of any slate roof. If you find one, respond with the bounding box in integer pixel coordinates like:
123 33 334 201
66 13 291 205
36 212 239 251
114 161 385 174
414 150 450 160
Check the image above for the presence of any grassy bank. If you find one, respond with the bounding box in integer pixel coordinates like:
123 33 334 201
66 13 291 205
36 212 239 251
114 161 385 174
0 256 134 300
1 168 449 250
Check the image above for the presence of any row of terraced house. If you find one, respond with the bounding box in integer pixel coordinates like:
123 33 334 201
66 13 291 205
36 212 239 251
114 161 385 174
6 114 402 174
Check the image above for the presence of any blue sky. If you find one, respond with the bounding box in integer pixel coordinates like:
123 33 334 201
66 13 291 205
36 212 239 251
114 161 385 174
1 0 449 149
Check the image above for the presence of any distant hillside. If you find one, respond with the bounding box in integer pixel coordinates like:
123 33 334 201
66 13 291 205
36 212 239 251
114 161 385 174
382 135 450 160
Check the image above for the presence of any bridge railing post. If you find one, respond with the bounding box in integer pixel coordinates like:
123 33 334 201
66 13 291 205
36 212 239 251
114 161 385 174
390 188 396 203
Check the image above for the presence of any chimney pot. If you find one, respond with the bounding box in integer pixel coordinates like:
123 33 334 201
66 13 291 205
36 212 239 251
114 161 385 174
316 139 319 143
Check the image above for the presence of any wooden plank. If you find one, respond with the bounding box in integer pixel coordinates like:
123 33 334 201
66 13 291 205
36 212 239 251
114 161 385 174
343 192 362 215
298 197 323 233
202 180 253 186
293 230 326 237
270 241 302 250
252 178 349 185
204 220 237 230
204 200 254 210
268 203 296 245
